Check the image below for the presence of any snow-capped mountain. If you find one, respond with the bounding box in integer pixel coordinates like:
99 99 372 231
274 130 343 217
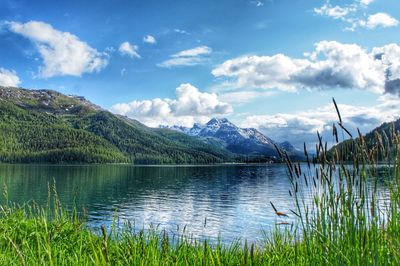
163 118 302 158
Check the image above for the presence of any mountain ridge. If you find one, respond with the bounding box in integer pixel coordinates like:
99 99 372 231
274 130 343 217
0 86 235 164
162 117 303 159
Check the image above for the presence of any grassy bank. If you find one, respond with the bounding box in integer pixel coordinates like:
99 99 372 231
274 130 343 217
1 103 400 265
0 198 302 265
0 176 398 266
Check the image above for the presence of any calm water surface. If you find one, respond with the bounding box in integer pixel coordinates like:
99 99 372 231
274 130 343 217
0 163 390 244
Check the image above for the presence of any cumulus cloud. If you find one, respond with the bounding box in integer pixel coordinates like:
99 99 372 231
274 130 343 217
119 41 141 59
212 41 400 95
157 46 212 68
372 43 400 96
314 0 397 31
0 68 21 87
110 83 232 127
8 21 108 78
143 35 156 44
242 95 400 148
361 13 399 29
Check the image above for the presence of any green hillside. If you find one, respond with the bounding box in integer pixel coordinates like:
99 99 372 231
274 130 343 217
329 118 400 161
0 86 234 164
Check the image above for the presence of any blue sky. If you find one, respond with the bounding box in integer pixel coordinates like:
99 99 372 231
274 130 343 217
1 0 400 147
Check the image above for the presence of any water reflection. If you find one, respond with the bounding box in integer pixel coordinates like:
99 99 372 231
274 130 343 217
0 163 389 244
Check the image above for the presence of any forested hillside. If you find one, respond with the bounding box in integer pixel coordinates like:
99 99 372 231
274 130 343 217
0 86 234 164
329 118 400 161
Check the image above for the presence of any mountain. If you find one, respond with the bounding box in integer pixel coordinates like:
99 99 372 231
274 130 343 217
329 118 400 160
363 119 400 146
164 118 303 159
0 86 234 164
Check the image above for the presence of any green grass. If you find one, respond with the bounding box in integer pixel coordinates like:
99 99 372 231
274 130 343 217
0 101 400 265
0 197 295 265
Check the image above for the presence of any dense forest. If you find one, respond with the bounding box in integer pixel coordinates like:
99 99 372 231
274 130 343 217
0 86 235 164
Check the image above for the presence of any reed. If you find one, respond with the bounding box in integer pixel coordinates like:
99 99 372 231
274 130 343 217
272 98 400 265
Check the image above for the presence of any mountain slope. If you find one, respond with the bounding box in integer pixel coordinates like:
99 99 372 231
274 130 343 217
165 118 304 159
0 100 128 163
329 118 400 160
0 86 233 164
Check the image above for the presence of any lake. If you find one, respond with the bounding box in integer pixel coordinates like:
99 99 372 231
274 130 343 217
0 163 390 244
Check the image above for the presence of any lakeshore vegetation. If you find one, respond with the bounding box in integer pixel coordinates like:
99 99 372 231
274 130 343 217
0 101 400 265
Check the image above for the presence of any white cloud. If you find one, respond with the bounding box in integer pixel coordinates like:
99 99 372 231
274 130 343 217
8 21 108 78
157 46 212 68
174 28 189 35
119 41 141 59
314 0 397 31
250 1 264 7
314 4 355 20
361 13 399 29
360 0 374 6
212 41 400 95
157 57 206 68
372 43 400 95
110 83 232 127
104 46 116 53
143 35 156 44
242 95 400 148
0 68 21 87
172 46 212 58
